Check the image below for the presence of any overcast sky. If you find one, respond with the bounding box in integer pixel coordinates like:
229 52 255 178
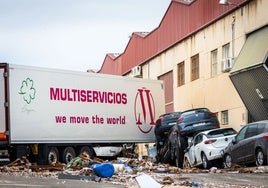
0 0 170 72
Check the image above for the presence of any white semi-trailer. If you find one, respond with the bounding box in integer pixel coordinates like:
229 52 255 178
0 63 165 165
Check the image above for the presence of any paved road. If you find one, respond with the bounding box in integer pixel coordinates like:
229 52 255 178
0 175 124 188
178 172 268 187
0 172 267 187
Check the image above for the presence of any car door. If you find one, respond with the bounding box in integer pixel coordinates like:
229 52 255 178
194 134 204 165
187 136 197 165
242 124 258 162
188 134 202 165
188 134 203 165
230 126 248 163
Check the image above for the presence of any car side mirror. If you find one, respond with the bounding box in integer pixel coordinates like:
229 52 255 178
232 137 236 144
187 137 193 146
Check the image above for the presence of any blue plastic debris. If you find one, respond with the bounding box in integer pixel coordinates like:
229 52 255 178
92 163 115 178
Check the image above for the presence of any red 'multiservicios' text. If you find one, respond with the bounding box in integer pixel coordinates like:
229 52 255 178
50 87 127 104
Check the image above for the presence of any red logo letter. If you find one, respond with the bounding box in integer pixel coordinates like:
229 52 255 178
134 88 155 133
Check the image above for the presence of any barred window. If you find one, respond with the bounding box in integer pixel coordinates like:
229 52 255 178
177 62 185 87
221 110 229 125
191 54 199 81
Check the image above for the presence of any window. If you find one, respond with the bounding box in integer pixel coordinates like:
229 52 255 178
236 125 247 142
211 49 218 77
177 62 185 86
191 54 199 81
221 110 229 125
257 123 266 134
245 124 258 138
194 134 203 146
222 43 230 60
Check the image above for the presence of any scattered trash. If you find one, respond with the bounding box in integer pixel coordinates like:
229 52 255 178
124 165 133 173
66 152 93 169
191 180 202 187
1 154 267 187
209 166 218 173
136 173 162 188
146 144 157 162
92 163 115 178
113 164 124 173
7 156 31 167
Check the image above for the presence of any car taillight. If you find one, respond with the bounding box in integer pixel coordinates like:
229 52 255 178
263 133 268 139
180 130 186 136
210 112 217 117
204 139 217 144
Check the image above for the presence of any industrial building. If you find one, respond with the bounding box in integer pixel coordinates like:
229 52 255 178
98 0 268 131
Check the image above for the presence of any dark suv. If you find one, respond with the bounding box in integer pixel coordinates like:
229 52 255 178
154 112 181 149
177 108 220 138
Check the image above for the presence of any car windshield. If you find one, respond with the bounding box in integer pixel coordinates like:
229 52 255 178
206 128 236 138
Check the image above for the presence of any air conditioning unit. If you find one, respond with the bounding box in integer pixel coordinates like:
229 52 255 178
131 66 142 77
221 58 234 72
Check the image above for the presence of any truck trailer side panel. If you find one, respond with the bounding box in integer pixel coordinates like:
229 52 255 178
0 66 7 140
3 64 164 145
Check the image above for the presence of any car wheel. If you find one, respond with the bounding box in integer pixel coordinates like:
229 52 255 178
224 154 232 168
201 153 211 169
256 149 266 166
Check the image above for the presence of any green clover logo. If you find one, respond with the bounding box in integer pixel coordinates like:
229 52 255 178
19 78 36 104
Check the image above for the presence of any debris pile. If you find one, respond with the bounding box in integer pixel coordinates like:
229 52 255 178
0 154 268 187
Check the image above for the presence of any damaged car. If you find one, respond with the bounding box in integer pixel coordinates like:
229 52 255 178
154 108 220 168
184 128 237 169
222 120 268 168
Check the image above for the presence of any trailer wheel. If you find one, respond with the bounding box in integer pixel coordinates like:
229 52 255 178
78 146 94 159
47 147 59 165
61 147 76 164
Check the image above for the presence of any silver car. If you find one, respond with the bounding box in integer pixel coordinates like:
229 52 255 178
184 128 237 169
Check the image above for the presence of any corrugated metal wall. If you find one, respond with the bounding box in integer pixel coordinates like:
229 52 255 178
99 0 248 75
230 66 268 121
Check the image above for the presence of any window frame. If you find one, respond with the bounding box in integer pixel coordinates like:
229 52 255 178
211 49 218 77
222 43 230 60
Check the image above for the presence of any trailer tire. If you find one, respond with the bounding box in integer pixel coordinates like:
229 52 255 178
47 147 59 165
77 146 94 159
61 147 76 164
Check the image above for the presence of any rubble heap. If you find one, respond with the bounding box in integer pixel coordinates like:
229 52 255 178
0 154 267 188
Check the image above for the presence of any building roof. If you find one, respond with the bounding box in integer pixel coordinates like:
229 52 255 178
98 0 249 75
